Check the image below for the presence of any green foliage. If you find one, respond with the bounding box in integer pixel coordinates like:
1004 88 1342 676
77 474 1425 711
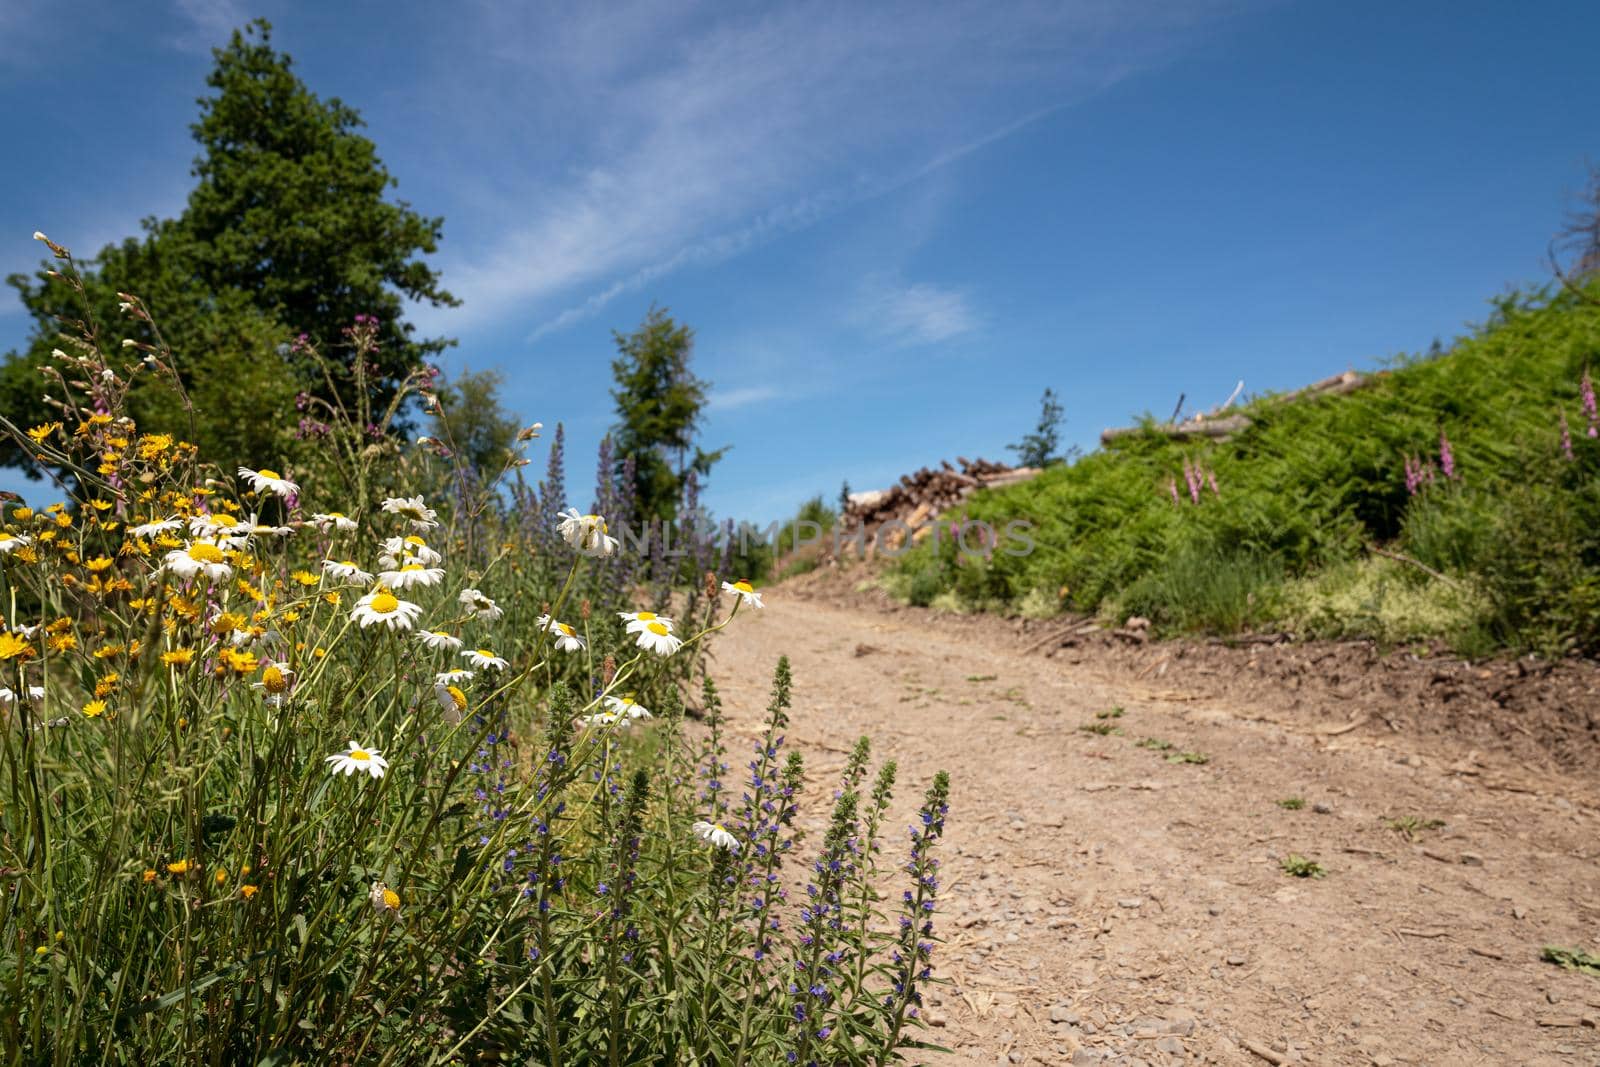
1277 797 1306 810
1007 386 1068 468
609 306 725 521
893 282 1600 653
1542 946 1600 976
3 21 455 482
1280 855 1327 879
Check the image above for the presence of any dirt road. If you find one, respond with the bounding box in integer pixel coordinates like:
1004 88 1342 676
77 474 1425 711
711 593 1600 1066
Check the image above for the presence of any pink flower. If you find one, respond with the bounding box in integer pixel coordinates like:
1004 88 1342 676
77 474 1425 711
1560 411 1575 461
1582 369 1598 438
1438 431 1456 480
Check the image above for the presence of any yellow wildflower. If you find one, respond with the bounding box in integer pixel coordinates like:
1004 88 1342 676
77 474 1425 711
166 859 191 875
0 633 33 660
85 556 114 573
82 699 106 718
161 648 195 668
240 884 259 899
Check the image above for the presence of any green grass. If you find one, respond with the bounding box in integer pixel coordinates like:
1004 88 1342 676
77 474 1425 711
1277 797 1306 810
1164 750 1210 765
891 283 1600 654
1095 705 1124 719
1135 737 1175 751
1078 722 1121 736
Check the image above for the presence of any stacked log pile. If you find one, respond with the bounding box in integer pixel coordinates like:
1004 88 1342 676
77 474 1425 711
841 457 1039 550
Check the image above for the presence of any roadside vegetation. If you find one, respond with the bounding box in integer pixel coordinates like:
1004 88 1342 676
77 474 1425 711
889 280 1600 657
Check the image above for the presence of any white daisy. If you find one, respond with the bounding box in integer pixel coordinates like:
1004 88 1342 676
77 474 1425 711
617 610 673 635
634 621 683 657
537 614 586 653
350 589 423 631
603 694 653 720
377 562 444 590
458 588 502 622
238 467 299 498
381 495 438 531
321 559 374 584
187 512 241 537
579 709 628 730
462 648 508 671
162 541 232 582
433 680 468 724
0 685 45 706
721 579 764 609
369 881 401 914
311 511 359 532
0 532 31 554
556 507 619 557
325 742 389 779
434 668 474 685
250 663 294 706
128 517 183 539
416 630 462 652
379 535 441 568
691 820 739 851
239 512 295 538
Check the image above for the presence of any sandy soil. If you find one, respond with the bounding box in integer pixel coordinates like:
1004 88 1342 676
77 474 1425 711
707 584 1600 1066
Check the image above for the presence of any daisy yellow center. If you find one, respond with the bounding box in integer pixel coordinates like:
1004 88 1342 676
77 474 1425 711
340 560 360 568
188 543 225 564
349 749 371 761
733 580 754 593
618 697 636 707
646 622 670 636
405 535 426 546
446 685 467 710
0 534 13 543
382 888 400 909
399 505 424 519
400 563 424 572
558 623 574 636
432 631 451 639
328 511 347 519
261 666 288 694
636 611 657 622
475 649 495 658
369 593 400 614
257 469 281 481
211 515 238 528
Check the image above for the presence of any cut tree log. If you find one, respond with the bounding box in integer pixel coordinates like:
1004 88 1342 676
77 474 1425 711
1099 369 1376 446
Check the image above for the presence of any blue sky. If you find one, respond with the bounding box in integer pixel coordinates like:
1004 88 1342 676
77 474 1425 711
2 1 1597 520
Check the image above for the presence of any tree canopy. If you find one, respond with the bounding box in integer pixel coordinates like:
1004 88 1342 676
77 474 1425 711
608 306 724 521
1 18 455 477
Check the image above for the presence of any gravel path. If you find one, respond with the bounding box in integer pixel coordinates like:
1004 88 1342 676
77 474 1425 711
712 595 1600 1066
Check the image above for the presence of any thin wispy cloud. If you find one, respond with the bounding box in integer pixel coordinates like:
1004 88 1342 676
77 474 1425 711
857 277 980 346
411 0 1252 339
172 0 248 52
707 385 781 413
